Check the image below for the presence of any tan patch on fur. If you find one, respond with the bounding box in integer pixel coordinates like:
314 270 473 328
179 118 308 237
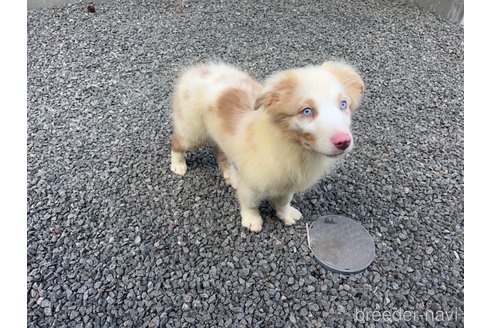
214 145 229 172
171 133 184 152
272 112 317 147
322 62 364 112
255 72 298 112
300 132 316 144
216 87 253 134
254 93 268 111
274 77 298 114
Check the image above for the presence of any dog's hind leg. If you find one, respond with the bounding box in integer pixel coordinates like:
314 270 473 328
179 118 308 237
169 92 208 176
170 132 189 175
215 145 239 189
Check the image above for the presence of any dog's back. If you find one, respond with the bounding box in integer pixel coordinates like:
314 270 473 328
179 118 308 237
170 63 259 171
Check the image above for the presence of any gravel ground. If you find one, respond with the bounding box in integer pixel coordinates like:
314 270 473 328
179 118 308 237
27 0 464 327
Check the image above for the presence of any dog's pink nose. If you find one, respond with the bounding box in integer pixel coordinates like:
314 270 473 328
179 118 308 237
332 133 352 151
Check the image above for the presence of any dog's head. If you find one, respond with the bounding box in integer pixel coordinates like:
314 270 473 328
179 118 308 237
254 61 364 157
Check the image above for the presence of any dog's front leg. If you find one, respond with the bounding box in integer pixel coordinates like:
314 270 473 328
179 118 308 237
238 184 263 232
273 193 303 226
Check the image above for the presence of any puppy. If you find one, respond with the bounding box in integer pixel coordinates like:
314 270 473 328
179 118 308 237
169 62 364 232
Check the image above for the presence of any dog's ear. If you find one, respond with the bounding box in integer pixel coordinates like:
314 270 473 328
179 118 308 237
322 61 365 112
253 91 273 110
254 72 297 110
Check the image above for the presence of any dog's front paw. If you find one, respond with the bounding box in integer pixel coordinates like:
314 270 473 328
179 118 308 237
278 206 303 226
241 211 263 232
170 161 187 176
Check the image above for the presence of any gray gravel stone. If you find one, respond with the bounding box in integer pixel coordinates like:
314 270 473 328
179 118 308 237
27 0 463 327
43 307 52 317
40 299 51 308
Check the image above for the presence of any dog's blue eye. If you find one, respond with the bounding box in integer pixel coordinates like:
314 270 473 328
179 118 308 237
302 107 313 116
340 100 348 110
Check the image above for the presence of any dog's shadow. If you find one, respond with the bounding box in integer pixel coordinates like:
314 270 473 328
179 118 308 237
185 145 218 171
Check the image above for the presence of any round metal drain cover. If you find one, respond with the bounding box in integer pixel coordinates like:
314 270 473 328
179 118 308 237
308 215 375 274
